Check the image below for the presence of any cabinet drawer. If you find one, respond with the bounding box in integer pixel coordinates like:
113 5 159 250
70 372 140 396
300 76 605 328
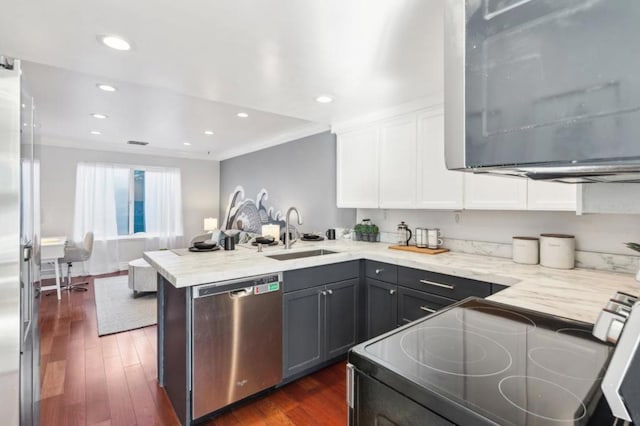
283 261 359 293
365 261 397 284
398 287 455 325
397 267 491 300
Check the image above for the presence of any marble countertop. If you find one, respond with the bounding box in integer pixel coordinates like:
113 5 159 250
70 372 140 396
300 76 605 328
144 239 639 324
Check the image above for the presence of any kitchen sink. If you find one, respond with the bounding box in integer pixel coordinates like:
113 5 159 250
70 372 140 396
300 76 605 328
267 249 339 261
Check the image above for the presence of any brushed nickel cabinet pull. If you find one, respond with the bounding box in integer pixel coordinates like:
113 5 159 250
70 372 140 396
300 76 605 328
375 268 384 274
419 279 454 290
420 306 437 313
389 289 396 295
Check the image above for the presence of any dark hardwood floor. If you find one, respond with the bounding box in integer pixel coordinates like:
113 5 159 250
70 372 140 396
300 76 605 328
38 273 347 426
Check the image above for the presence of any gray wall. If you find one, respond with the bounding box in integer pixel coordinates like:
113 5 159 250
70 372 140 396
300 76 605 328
220 132 356 233
39 144 220 267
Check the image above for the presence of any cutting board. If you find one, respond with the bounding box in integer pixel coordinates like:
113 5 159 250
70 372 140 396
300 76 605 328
388 245 449 255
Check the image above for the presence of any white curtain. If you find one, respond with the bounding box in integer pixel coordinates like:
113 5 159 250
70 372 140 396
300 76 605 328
144 168 184 250
73 162 122 275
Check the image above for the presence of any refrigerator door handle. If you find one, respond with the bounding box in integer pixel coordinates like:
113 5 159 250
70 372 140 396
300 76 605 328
23 245 32 262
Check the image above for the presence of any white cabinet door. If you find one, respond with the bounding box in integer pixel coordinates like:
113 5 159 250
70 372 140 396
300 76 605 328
527 180 577 211
464 174 528 210
378 115 417 208
416 110 464 209
336 127 380 208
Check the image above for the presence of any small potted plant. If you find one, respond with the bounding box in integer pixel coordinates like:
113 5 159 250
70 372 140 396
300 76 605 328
353 224 363 241
625 242 640 281
370 224 379 242
361 224 372 241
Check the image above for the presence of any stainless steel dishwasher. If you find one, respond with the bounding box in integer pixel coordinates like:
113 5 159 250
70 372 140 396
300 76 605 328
191 273 282 419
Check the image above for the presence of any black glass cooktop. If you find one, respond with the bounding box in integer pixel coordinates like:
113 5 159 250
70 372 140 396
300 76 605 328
351 298 614 426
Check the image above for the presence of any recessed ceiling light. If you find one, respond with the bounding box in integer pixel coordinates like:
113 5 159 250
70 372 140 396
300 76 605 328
90 130 102 135
204 130 214 135
97 83 117 92
183 142 191 146
236 112 249 118
91 113 108 119
98 35 132 51
315 95 334 103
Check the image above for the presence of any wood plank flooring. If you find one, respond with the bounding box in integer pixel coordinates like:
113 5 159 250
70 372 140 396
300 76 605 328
39 273 347 426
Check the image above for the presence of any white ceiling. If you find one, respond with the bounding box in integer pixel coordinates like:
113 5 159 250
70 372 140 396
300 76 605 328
0 0 444 160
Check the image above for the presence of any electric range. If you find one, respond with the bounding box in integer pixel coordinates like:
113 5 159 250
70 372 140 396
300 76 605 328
348 298 615 426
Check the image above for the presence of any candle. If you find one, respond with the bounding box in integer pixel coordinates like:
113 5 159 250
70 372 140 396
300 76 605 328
261 224 280 241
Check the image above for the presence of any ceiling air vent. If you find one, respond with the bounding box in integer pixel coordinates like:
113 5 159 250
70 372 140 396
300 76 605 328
127 140 149 146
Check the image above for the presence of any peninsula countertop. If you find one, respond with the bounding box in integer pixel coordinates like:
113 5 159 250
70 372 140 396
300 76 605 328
143 239 639 324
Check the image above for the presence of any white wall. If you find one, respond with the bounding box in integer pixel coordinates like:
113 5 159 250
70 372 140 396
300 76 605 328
358 208 640 255
39 145 220 268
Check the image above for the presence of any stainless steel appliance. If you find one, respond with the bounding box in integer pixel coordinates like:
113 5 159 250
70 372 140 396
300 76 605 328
593 292 640 423
445 0 640 183
191 273 283 420
0 57 40 426
348 298 615 425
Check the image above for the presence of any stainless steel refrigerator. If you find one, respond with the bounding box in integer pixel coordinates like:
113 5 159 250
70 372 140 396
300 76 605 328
0 57 40 425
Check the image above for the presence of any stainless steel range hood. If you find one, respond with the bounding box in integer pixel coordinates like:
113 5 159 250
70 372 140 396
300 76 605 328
462 162 640 184
444 0 640 183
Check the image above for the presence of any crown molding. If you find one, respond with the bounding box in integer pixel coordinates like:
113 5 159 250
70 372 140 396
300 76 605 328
215 122 330 161
330 97 443 134
37 134 219 161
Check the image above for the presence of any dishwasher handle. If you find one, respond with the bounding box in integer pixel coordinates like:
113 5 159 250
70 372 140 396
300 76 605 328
229 287 254 298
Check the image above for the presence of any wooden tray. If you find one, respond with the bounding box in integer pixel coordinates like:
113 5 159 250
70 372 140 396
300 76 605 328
388 245 449 255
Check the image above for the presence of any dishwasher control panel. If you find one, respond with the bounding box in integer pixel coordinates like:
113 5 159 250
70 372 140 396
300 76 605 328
194 273 282 298
254 281 280 295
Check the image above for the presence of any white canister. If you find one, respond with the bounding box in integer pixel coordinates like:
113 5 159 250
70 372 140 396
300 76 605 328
512 237 539 265
540 234 575 269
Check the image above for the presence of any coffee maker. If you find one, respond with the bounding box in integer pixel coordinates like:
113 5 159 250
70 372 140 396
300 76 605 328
396 221 412 246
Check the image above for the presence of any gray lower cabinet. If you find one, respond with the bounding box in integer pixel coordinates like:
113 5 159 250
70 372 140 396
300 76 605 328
365 262 505 340
324 279 358 359
283 278 358 379
397 287 455 326
283 286 322 378
366 278 397 339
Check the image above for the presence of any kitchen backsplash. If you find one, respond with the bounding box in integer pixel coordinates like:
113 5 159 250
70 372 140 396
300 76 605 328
359 208 640 274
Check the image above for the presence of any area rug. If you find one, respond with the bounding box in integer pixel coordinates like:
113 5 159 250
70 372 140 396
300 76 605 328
94 275 157 336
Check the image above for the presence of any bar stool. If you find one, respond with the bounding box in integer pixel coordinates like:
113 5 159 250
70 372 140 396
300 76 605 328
60 232 94 292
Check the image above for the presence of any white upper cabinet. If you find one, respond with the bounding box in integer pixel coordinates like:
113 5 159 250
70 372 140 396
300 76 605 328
378 115 417 208
335 106 576 212
464 174 528 210
416 110 463 210
336 127 380 208
527 180 577 211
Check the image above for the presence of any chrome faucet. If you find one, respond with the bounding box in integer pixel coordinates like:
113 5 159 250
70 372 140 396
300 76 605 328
285 207 303 249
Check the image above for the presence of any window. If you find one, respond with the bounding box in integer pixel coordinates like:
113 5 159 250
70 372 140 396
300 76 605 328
114 168 146 236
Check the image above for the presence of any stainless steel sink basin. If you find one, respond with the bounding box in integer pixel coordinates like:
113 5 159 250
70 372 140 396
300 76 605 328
267 249 339 261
